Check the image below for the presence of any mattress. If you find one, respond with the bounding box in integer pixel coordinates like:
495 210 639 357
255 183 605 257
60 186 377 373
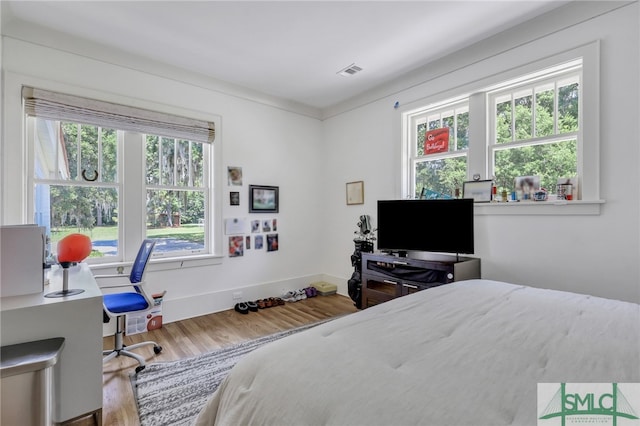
194 279 640 425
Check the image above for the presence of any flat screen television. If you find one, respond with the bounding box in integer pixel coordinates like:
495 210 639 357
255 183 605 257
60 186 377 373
376 198 474 255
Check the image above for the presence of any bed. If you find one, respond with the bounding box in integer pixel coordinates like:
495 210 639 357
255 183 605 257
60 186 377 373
194 279 640 425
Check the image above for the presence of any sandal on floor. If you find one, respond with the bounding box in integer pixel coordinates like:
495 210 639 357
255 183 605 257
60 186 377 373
234 302 249 314
256 299 266 309
246 301 258 311
268 297 283 306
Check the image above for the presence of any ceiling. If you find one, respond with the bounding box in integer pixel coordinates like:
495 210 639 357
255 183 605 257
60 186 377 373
1 1 571 112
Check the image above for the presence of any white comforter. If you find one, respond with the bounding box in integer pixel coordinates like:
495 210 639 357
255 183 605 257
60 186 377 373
194 280 640 426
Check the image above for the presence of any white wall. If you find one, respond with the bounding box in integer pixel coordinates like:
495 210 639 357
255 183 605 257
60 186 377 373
321 2 640 303
1 37 325 324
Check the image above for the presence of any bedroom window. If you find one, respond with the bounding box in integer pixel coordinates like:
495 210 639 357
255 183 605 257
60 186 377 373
25 87 218 264
489 68 580 196
145 135 208 257
402 42 600 214
407 100 469 199
32 119 121 261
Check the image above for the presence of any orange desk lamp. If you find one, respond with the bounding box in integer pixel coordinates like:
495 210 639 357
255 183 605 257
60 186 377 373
44 233 92 298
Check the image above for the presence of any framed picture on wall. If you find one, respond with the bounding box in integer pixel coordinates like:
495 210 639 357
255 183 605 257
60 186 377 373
267 233 279 252
346 181 364 205
249 185 279 213
227 166 243 186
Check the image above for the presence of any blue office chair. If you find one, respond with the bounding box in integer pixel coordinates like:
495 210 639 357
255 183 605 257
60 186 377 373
97 239 162 373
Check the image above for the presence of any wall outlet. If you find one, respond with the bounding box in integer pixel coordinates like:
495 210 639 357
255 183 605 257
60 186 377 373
232 291 242 300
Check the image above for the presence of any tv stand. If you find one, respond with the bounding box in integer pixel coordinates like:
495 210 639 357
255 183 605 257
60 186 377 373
360 253 480 308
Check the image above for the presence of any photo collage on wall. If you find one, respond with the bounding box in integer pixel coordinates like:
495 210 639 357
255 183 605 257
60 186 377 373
252 219 278 252
226 166 279 257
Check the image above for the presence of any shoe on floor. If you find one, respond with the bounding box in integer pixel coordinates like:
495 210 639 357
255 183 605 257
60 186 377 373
282 290 297 302
295 289 307 301
234 302 249 314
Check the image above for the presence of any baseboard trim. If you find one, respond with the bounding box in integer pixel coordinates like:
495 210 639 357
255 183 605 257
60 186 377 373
103 274 349 337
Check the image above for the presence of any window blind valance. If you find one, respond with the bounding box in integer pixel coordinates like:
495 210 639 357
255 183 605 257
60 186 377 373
22 87 215 143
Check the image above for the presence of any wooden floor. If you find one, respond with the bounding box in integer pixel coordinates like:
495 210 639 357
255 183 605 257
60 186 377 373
102 294 358 425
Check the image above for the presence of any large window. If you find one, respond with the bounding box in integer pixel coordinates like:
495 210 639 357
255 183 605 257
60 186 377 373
404 55 590 209
26 87 217 264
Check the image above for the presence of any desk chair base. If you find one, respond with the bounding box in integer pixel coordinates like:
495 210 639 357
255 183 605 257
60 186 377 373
103 315 162 374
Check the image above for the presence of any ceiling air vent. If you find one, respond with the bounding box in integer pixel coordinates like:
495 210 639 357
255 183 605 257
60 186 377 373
337 63 363 77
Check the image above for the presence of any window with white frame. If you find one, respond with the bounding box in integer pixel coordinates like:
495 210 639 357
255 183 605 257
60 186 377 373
489 67 580 197
404 55 590 207
408 100 469 199
25 87 216 263
32 119 121 261
145 135 208 255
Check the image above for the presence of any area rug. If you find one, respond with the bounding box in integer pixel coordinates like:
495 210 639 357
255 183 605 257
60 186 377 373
131 318 335 426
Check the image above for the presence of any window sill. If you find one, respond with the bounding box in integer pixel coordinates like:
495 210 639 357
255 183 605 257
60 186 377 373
90 253 223 274
473 200 605 215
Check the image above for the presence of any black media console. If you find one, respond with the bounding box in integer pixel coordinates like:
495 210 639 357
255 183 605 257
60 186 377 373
360 252 481 308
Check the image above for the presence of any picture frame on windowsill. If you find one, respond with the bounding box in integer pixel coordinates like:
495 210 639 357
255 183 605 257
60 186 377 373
463 180 493 203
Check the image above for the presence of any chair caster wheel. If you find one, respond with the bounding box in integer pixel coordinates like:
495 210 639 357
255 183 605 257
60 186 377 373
135 365 145 374
154 345 162 354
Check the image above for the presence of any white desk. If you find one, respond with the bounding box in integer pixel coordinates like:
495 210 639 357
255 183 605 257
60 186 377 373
0 263 103 424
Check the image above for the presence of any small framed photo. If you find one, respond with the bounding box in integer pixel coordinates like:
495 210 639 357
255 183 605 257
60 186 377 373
230 191 240 206
249 185 279 213
255 235 264 250
267 233 279 252
346 181 364 205
463 180 493 203
228 236 244 257
227 166 243 186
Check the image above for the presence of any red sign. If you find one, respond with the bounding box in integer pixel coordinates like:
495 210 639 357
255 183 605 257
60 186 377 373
424 128 450 155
